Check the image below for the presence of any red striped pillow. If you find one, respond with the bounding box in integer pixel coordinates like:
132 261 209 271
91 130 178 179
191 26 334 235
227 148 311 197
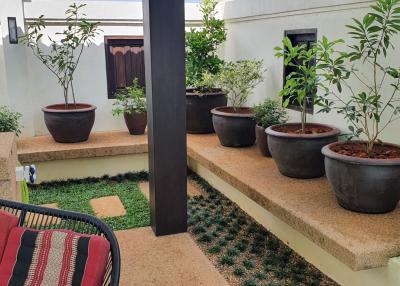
0 227 110 286
0 211 19 262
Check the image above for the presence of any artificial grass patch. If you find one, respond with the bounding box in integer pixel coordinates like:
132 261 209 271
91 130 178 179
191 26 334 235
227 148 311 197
30 173 150 231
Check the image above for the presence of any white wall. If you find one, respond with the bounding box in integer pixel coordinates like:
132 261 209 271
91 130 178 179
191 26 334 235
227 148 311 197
0 0 202 136
220 0 400 144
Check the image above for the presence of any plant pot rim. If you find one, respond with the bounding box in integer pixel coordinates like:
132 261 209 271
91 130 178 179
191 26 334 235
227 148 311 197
186 88 225 97
124 111 147 116
322 140 400 165
42 103 97 113
211 106 253 118
266 123 340 139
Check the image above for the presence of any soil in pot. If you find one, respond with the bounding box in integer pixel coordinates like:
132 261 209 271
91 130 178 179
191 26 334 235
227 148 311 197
323 141 400 213
255 124 271 157
186 89 227 134
211 107 256 147
124 112 147 135
43 103 96 143
266 123 340 179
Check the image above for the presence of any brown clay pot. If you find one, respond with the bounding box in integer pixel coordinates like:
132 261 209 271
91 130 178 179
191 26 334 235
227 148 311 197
266 123 340 178
322 141 400 213
42 103 96 143
211 107 256 147
186 89 227 134
124 112 147 135
255 124 271 157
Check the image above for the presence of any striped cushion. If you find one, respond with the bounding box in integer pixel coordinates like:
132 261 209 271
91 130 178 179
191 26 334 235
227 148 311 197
0 211 19 262
0 227 110 286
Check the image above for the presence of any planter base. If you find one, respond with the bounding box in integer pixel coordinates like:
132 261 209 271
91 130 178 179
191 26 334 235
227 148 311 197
43 103 96 143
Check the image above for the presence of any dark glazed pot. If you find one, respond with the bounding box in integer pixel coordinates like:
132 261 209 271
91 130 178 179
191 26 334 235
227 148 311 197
322 141 400 213
211 107 256 147
266 123 340 178
43 103 96 143
255 124 271 157
124 112 147 135
186 89 227 134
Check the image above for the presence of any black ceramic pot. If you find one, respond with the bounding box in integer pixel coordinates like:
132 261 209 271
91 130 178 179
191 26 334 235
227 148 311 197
322 141 400 213
43 103 96 143
255 124 271 157
266 123 340 179
186 89 227 134
124 112 147 135
211 107 256 147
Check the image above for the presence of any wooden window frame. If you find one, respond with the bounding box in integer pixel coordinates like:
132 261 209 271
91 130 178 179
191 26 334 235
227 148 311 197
104 35 144 99
283 29 317 114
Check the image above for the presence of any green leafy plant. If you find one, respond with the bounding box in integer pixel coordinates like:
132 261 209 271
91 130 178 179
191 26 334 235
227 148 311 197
253 99 288 128
217 60 265 111
112 78 146 116
186 0 226 90
20 3 100 107
275 37 319 133
316 0 400 156
0 106 22 135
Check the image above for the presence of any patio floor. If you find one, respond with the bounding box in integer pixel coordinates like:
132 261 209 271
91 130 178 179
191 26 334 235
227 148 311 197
116 227 229 286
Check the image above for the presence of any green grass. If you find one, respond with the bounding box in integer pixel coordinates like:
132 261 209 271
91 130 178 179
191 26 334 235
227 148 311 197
30 179 150 231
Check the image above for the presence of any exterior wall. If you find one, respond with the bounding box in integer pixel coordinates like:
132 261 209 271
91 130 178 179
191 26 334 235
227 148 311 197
0 0 202 137
220 0 400 144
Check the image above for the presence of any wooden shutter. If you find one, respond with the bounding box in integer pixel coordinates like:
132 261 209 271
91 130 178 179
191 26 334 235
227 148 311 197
105 36 145 98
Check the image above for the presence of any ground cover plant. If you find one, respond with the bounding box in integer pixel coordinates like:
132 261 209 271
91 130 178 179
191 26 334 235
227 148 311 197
187 171 338 286
29 172 150 231
30 171 337 285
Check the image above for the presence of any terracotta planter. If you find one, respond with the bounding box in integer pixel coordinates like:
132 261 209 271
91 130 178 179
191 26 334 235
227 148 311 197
322 141 400 213
266 123 340 178
42 103 96 143
186 89 227 134
124 112 147 135
211 107 256 147
255 124 271 157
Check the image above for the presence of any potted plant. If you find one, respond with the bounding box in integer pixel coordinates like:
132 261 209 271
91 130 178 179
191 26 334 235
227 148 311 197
253 99 288 157
318 0 400 213
185 0 227 134
266 38 340 179
211 60 264 147
20 4 100 143
0 106 22 135
112 78 147 135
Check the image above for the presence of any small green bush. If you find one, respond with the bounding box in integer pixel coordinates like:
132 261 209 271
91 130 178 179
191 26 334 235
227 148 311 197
0 106 22 135
208 245 222 254
112 78 146 116
243 278 258 286
253 99 288 129
220 255 235 266
243 259 255 270
233 267 245 277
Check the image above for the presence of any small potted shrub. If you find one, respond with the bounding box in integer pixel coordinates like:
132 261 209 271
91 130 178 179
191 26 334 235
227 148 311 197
266 38 339 178
211 60 264 147
318 0 400 213
20 4 100 143
0 106 22 135
112 78 147 135
185 0 227 134
253 99 288 157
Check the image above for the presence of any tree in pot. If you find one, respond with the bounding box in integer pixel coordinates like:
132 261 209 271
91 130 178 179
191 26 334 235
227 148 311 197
112 78 147 135
267 37 340 178
212 60 264 147
20 4 100 143
185 0 227 134
253 99 288 157
317 0 400 213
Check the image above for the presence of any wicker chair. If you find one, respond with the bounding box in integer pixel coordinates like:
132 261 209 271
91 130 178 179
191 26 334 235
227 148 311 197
0 198 121 286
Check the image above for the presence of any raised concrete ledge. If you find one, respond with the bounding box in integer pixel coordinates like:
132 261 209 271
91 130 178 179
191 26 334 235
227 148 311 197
0 133 19 201
17 131 148 164
187 134 400 271
16 132 400 273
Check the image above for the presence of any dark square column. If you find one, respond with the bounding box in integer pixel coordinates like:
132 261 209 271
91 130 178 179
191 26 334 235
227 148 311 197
143 0 187 236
